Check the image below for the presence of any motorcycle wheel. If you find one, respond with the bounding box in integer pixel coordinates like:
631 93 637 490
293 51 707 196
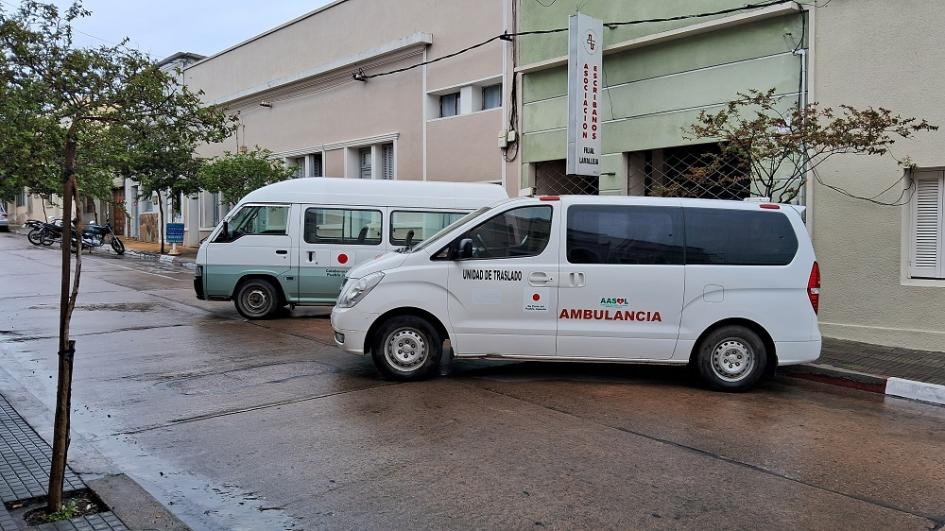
111 237 125 255
41 230 57 246
27 228 44 246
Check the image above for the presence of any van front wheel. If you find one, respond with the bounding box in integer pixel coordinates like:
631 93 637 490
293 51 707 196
234 278 281 320
696 325 768 392
372 316 442 381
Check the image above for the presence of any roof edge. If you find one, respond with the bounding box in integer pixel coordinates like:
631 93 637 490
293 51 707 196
185 0 351 71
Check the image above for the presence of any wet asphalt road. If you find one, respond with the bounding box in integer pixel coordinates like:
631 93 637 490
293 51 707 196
0 233 943 531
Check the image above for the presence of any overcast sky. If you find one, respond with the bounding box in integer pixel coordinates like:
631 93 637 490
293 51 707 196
25 0 334 60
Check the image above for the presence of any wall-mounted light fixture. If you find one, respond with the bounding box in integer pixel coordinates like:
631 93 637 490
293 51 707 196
259 101 272 108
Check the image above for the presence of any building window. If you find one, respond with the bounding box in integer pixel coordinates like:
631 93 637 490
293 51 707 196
288 157 305 178
200 192 221 228
141 193 155 213
439 92 460 118
310 153 323 177
908 169 944 279
482 84 502 110
15 190 27 208
381 143 394 180
358 147 372 179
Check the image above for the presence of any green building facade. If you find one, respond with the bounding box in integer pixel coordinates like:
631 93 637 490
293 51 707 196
516 0 808 198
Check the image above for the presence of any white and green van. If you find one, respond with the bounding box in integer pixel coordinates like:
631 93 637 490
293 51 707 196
194 178 507 319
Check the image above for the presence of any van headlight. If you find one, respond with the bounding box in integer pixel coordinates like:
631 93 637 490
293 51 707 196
337 271 384 308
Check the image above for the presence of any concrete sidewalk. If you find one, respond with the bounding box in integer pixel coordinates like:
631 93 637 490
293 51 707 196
0 394 125 531
118 238 197 260
787 337 945 405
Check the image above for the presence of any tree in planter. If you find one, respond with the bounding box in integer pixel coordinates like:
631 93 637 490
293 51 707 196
114 117 210 254
0 1 232 514
198 147 295 206
675 88 937 203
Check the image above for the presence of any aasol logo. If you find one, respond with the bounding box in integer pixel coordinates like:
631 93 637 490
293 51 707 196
600 297 629 308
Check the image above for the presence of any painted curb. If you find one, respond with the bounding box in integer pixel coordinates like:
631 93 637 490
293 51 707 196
885 377 945 406
785 363 945 406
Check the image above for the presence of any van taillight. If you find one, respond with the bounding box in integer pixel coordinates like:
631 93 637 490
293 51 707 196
807 262 821 314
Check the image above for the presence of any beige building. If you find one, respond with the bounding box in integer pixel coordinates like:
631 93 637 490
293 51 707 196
811 0 945 351
178 0 519 246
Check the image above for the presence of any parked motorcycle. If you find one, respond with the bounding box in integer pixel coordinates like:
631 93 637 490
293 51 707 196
26 218 61 246
25 218 124 255
76 221 125 255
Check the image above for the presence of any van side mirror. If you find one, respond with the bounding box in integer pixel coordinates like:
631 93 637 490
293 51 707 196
453 238 474 260
219 221 229 242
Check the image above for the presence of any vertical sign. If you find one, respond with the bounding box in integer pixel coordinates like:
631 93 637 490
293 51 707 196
567 13 604 177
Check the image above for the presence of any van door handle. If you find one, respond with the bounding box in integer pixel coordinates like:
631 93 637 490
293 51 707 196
528 272 553 285
307 251 315 262
276 249 288 255
569 272 586 287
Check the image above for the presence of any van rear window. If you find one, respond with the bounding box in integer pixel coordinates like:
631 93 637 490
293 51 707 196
684 208 798 266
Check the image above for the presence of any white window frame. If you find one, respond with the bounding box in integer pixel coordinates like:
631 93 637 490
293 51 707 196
481 83 502 110
439 92 460 118
902 168 945 285
199 191 223 230
344 141 397 180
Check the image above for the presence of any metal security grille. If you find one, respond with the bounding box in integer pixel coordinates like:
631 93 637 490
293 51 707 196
633 144 750 200
534 160 599 195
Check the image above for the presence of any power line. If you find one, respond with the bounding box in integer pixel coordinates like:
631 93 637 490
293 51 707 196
355 0 802 81
604 0 797 28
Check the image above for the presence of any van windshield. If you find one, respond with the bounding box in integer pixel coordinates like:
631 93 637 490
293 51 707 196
410 206 492 253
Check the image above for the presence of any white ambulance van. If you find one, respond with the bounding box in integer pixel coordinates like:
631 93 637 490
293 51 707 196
330 195 821 391
194 178 507 319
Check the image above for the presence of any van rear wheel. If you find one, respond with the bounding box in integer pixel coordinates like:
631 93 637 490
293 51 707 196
696 325 768 392
371 315 442 381
234 278 281 320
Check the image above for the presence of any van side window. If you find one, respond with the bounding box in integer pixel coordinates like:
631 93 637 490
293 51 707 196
391 210 466 246
567 205 684 264
217 205 289 242
304 208 382 245
685 208 798 265
463 205 553 259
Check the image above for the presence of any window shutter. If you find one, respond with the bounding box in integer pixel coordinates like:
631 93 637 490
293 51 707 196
382 144 394 180
359 148 372 179
910 172 944 279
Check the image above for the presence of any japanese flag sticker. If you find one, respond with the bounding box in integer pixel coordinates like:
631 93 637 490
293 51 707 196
524 288 550 312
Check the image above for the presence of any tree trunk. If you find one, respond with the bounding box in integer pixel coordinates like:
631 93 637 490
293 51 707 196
49 135 78 513
157 189 165 254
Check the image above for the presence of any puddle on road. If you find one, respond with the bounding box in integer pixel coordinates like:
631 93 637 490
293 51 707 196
27 302 156 312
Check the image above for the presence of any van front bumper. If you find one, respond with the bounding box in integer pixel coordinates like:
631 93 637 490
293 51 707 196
330 306 376 355
193 276 205 300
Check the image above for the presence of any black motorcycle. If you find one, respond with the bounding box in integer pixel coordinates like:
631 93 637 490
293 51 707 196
75 221 125 255
26 218 62 246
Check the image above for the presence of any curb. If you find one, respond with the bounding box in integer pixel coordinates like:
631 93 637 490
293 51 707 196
10 226 196 269
784 363 945 406
121 248 197 270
